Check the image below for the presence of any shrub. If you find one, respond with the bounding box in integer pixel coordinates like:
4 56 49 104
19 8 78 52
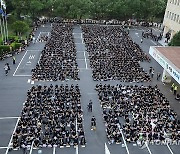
0 45 10 56
169 31 180 46
10 42 22 50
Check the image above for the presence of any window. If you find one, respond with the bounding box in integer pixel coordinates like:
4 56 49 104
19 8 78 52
169 12 172 19
174 14 176 21
177 15 179 23
171 13 174 20
175 0 177 5
167 11 169 18
178 0 180 5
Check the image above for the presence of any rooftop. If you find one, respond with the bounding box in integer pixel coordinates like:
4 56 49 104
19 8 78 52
155 46 180 69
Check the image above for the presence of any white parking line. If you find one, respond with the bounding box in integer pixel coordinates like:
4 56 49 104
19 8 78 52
53 146 56 154
151 40 157 45
105 143 111 154
83 52 88 69
167 143 174 154
75 118 79 154
13 74 32 77
145 141 152 154
0 147 8 149
29 141 34 154
13 50 28 76
0 117 20 120
5 117 20 154
164 132 174 154
119 128 130 154
38 54 42 64
81 33 84 44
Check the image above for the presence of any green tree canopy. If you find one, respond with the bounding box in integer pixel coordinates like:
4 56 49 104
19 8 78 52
169 31 180 46
12 21 29 36
7 0 168 21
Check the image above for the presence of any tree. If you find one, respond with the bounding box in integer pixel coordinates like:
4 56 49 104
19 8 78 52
7 0 168 21
169 31 180 46
12 21 29 36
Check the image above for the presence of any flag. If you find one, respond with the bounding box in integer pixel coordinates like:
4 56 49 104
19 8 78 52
0 8 6 16
1 0 6 10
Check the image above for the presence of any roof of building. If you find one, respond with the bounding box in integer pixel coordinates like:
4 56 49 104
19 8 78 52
155 47 180 69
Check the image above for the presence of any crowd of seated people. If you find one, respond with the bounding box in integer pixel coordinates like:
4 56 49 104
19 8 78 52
36 17 162 28
37 33 49 43
12 84 86 150
32 23 79 81
96 84 180 144
82 25 151 82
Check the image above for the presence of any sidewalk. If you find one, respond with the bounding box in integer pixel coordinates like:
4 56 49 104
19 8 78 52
158 37 168 47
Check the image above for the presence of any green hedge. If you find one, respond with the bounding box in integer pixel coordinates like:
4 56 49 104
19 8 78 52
0 45 10 56
0 42 22 57
8 36 19 41
11 42 22 50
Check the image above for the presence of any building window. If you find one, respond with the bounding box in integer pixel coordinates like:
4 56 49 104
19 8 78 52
167 11 169 18
174 14 176 21
177 15 179 23
178 0 180 5
172 13 174 20
175 0 177 5
169 12 171 19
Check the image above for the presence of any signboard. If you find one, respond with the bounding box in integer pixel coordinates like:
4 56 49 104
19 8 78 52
149 47 180 84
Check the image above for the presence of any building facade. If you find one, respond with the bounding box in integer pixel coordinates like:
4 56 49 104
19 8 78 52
163 0 180 39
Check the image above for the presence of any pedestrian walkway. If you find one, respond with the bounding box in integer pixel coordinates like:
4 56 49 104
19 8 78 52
158 37 168 46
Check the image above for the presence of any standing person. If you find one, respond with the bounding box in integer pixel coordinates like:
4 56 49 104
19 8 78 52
163 75 167 85
88 100 93 112
4 63 9 76
149 67 152 74
12 56 16 64
7 63 10 70
141 38 143 43
157 72 161 81
171 82 175 92
23 147 28 154
174 85 178 95
151 69 154 78
32 36 36 44
91 116 96 130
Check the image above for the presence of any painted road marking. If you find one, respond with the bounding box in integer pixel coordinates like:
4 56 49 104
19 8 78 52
83 52 88 69
29 141 34 154
53 146 56 154
151 40 157 45
75 118 79 154
135 32 139 37
5 117 20 154
29 55 35 59
13 50 28 76
13 75 32 77
119 126 130 154
0 117 20 120
105 143 111 154
145 141 152 154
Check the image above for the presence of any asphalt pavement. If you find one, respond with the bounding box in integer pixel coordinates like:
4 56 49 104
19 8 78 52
0 23 179 154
